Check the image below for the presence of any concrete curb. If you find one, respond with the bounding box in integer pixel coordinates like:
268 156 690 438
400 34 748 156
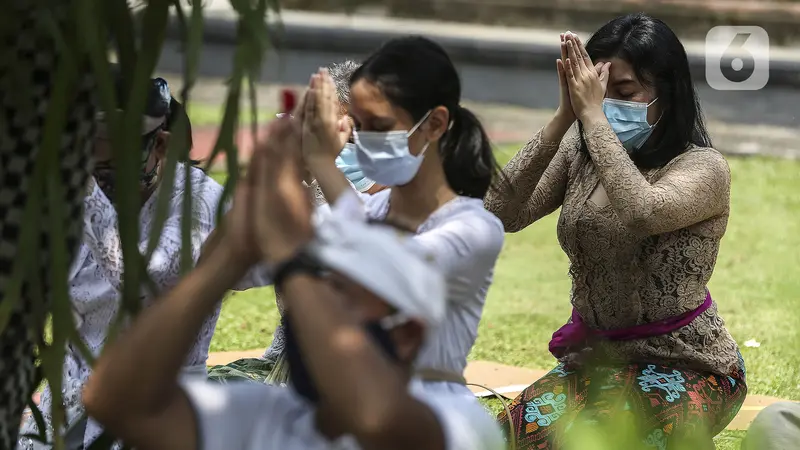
164 10 800 88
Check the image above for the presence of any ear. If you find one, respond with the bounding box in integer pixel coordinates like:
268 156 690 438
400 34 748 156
390 320 425 364
154 130 171 159
425 105 450 142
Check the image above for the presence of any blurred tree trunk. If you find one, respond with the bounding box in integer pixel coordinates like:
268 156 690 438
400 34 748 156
0 1 97 448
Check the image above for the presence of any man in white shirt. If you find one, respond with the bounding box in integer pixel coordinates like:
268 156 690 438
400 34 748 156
742 402 800 450
82 117 504 450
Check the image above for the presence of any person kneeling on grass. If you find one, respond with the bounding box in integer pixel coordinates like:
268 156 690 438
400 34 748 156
81 117 504 450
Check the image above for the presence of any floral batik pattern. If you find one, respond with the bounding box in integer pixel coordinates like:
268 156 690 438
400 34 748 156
499 362 746 449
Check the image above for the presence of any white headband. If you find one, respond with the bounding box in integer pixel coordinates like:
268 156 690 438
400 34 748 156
311 215 446 328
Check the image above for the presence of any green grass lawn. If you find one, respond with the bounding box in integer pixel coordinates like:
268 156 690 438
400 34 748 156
208 149 800 449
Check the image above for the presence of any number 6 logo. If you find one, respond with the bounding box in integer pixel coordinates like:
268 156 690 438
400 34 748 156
705 26 770 91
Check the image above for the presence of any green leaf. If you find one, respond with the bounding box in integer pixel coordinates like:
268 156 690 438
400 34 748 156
4 1 284 446
41 54 80 450
147 0 204 271
180 158 194 275
115 0 170 320
103 0 137 89
25 369 49 445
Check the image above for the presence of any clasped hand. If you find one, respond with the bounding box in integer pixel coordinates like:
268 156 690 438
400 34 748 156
297 69 353 164
559 33 611 124
217 69 348 270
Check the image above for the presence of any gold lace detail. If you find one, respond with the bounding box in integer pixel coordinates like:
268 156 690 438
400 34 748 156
485 123 741 376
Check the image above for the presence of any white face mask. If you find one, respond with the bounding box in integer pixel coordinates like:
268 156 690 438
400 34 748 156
353 110 432 186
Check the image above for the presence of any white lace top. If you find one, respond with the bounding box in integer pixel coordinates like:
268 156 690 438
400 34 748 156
19 163 225 449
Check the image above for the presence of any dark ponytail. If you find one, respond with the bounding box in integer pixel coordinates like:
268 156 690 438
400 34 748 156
440 106 495 198
351 36 505 199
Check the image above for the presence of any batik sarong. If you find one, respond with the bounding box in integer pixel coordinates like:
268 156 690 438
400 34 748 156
499 361 746 449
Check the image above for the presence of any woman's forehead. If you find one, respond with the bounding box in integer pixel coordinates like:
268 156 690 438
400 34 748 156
599 57 647 89
349 80 392 116
348 80 415 126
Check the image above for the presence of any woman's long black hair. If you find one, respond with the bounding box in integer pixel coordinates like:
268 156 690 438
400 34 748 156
350 36 505 199
580 13 712 168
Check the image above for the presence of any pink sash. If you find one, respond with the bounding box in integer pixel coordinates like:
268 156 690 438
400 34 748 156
549 291 713 359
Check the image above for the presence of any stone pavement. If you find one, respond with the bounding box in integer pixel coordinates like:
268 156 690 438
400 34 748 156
175 76 800 169
206 349 787 431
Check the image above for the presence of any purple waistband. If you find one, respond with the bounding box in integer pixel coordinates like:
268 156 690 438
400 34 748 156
549 291 713 359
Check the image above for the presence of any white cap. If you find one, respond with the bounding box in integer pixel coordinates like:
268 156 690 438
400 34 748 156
311 215 446 328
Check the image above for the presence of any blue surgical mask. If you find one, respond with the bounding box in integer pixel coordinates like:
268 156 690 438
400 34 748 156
602 98 660 152
335 143 376 193
353 110 432 186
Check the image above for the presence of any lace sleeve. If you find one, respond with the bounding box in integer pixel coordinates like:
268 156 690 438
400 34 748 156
308 179 328 207
484 128 574 232
82 177 217 296
583 123 731 236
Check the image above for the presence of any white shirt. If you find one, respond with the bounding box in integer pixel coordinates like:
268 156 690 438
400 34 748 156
182 379 505 450
19 163 226 450
334 190 505 396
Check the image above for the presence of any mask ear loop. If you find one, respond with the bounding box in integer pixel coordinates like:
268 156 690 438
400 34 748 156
650 112 664 128
408 110 433 137
407 110 434 158
646 98 663 128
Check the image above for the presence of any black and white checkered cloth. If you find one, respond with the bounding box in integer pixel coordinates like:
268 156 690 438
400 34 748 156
0 2 97 447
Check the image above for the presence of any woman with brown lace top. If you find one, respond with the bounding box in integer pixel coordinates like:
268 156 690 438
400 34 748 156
485 14 746 449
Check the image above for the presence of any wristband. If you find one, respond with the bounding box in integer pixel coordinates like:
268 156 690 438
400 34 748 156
272 247 325 291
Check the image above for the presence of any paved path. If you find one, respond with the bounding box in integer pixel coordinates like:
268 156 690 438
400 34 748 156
206 349 788 432
176 77 800 167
